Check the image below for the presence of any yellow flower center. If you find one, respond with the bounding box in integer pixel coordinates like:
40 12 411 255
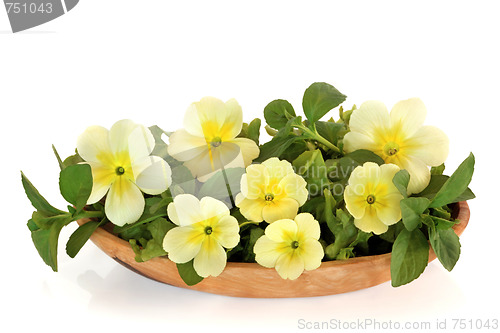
383 142 400 156
291 240 300 249
366 194 376 204
265 193 275 202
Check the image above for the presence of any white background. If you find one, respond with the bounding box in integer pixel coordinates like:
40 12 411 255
1 1 499 332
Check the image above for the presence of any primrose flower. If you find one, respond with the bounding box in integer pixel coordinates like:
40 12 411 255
254 213 324 280
235 157 308 223
344 162 403 235
167 97 260 181
77 119 172 226
343 98 449 194
163 194 240 278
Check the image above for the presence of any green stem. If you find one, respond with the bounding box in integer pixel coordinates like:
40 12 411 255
239 221 260 228
295 124 341 153
73 210 104 221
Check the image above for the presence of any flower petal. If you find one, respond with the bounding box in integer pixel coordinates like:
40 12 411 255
230 137 260 167
295 213 320 240
378 163 401 186
390 98 427 138
254 236 288 268
86 162 115 204
167 202 180 226
344 185 368 219
262 157 295 179
354 206 389 235
171 194 204 226
183 142 241 181
375 193 403 226
212 215 240 249
262 198 299 223
167 129 207 162
277 173 308 206
183 102 205 137
221 98 244 140
193 236 227 277
108 119 138 155
343 131 382 155
275 250 305 280
127 125 156 162
163 226 203 263
77 125 111 164
105 177 145 226
240 164 268 199
133 156 172 195
404 125 449 167
349 101 390 138
399 156 431 194
200 196 230 220
235 195 266 222
265 218 297 243
299 238 324 271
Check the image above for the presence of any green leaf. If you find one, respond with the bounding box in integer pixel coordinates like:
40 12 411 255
292 150 330 196
176 260 204 286
59 164 93 213
170 165 196 196
29 217 70 271
256 133 298 162
264 99 296 130
21 172 65 216
429 227 461 271
430 153 475 208
302 82 346 123
129 218 175 262
247 118 261 145
52 145 65 171
198 168 245 202
331 149 385 182
431 163 445 175
390 228 429 287
66 219 104 258
32 211 72 230
62 151 84 168
393 170 410 198
400 197 430 231
315 121 344 146
417 175 475 202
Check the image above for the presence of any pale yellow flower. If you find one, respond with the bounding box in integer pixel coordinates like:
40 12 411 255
235 157 308 223
163 194 240 278
77 119 172 226
167 97 260 181
254 213 324 280
344 162 403 235
343 98 449 194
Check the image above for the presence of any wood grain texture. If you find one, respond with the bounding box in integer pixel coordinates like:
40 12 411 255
77 201 470 298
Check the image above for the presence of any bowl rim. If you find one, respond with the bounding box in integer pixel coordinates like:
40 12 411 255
78 201 470 298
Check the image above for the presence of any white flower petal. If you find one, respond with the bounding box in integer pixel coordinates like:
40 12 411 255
105 177 145 226
221 98 244 140
404 125 449 167
167 202 180 225
353 206 389 235
133 156 172 195
183 103 205 137
127 125 156 162
193 236 227 277
163 226 203 263
76 125 111 163
390 98 427 138
400 156 431 194
375 192 403 226
182 142 240 181
108 119 138 155
172 194 204 226
167 129 208 162
343 131 382 155
200 196 230 220
240 164 268 199
86 162 115 204
229 137 260 167
349 101 390 138
262 157 295 179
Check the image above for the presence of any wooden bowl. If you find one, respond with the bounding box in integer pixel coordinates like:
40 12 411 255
78 201 470 298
